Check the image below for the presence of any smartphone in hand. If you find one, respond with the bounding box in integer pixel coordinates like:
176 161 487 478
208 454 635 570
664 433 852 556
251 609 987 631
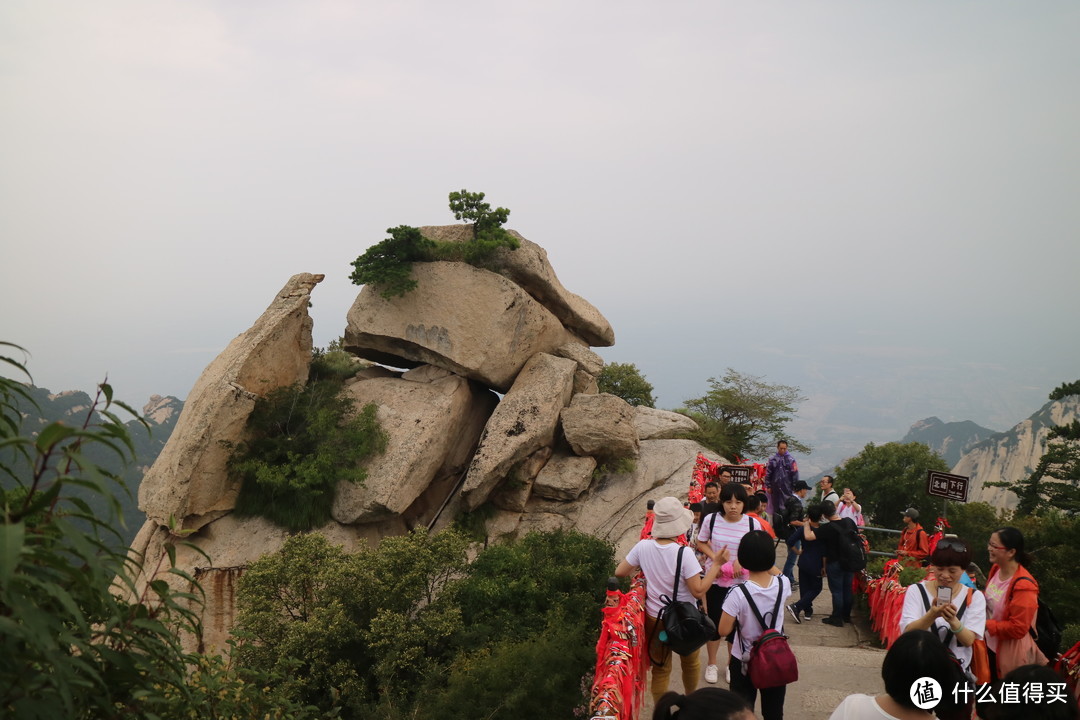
936 586 953 606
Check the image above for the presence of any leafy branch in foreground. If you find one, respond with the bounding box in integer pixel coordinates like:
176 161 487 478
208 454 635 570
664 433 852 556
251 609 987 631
349 189 519 299
0 344 198 719
0 343 337 720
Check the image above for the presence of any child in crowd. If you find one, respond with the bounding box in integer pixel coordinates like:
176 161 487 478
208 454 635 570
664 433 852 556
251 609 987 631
653 687 755 720
717 530 791 720
745 494 777 539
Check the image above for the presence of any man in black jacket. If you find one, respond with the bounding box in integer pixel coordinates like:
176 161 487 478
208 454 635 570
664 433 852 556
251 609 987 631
803 500 858 627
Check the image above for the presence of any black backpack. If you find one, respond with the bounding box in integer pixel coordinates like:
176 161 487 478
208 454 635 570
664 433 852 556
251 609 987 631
783 495 805 524
653 546 717 660
833 518 866 572
1011 576 1063 660
774 496 804 536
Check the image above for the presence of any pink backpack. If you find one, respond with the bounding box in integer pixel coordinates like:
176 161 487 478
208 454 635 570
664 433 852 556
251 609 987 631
738 577 799 689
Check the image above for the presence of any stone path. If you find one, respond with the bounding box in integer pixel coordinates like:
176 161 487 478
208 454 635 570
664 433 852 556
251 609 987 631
637 543 887 720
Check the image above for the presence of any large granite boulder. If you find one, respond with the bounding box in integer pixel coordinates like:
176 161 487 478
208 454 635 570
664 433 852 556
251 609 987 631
553 342 604 376
331 369 497 523
532 453 597 501
418 226 615 347
490 446 553 512
572 439 724 558
633 406 700 440
344 262 570 392
138 273 323 532
561 393 640 460
459 353 576 510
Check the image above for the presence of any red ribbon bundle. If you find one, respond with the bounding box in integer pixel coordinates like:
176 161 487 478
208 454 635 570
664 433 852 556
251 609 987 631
590 575 647 719
689 453 719 503
866 561 935 648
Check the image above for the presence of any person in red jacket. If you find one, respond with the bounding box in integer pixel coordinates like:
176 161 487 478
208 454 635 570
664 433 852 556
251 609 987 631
744 493 777 539
896 508 929 567
984 526 1047 679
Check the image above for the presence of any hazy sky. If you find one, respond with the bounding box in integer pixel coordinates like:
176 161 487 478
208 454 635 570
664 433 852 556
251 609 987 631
3 1 1078 475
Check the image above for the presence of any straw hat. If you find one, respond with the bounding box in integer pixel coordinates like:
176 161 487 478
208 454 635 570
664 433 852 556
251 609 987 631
652 497 693 539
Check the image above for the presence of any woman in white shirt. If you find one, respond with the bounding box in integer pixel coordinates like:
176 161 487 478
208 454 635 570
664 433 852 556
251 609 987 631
829 629 970 720
696 482 756 684
616 497 722 703
899 537 986 676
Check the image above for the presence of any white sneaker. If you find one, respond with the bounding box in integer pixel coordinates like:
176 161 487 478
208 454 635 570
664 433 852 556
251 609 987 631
704 664 719 684
725 666 731 684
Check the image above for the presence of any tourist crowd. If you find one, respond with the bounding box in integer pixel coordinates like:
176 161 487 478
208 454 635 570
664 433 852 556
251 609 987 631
613 441 1070 720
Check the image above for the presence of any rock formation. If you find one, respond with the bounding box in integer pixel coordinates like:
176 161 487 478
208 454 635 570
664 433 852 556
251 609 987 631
129 225 712 654
143 394 183 426
344 262 571 392
138 273 323 533
901 416 998 468
956 394 1080 511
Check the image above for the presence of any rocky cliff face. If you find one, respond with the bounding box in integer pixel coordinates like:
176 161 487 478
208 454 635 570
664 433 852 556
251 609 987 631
128 228 710 654
954 395 1080 511
901 416 998 467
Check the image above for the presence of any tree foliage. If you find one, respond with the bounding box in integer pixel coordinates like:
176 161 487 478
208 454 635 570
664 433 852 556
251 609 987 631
1010 419 1080 515
348 225 436 299
232 530 469 716
229 378 386 532
679 369 809 460
1049 379 1080 402
349 190 519 299
310 338 366 382
597 362 655 408
833 441 951 526
231 529 613 719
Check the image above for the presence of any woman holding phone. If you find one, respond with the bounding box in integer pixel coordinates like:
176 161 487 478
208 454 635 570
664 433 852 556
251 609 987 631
899 537 986 677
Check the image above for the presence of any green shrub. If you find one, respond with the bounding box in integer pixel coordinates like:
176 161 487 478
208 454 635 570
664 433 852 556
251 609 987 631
864 556 888 577
597 362 656 408
230 528 613 719
230 380 386 532
1062 623 1080 654
419 614 595 720
231 533 375 714
311 343 365 383
349 190 519 298
592 457 638 479
450 530 612 647
452 501 496 543
898 565 928 587
232 529 470 718
348 225 436 299
160 652 334 720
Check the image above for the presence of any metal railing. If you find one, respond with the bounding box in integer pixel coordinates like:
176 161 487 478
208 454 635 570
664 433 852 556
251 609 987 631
858 525 901 557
